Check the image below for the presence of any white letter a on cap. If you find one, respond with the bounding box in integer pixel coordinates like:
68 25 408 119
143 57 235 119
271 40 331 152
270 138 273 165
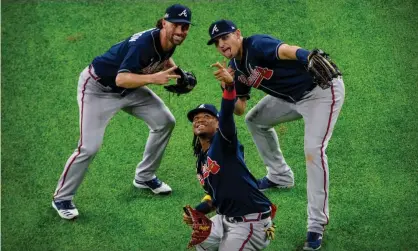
212 25 219 35
179 9 187 17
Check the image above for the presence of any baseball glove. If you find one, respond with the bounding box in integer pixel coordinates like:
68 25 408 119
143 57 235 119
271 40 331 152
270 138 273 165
307 49 342 89
183 205 212 249
164 67 197 95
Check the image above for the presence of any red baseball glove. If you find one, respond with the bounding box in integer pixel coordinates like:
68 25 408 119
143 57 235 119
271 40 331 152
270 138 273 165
183 205 212 249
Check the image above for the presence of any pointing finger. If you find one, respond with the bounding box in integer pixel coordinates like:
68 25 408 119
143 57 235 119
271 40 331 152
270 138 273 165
164 66 178 73
210 62 224 69
168 75 181 79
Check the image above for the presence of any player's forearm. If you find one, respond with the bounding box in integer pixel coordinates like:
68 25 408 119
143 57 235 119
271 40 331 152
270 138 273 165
115 72 154 88
234 97 247 116
278 44 310 63
164 57 176 70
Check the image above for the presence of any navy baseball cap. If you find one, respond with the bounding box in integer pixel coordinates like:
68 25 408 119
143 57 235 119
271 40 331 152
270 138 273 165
164 4 192 24
207 19 237 45
187 104 219 122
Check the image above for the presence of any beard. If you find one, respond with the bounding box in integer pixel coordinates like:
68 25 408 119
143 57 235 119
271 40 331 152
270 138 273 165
195 131 211 139
169 34 185 45
195 128 218 140
195 132 214 150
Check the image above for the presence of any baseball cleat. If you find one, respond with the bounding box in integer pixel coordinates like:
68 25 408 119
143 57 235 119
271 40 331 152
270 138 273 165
52 200 79 220
133 177 172 195
303 232 323 250
258 176 294 192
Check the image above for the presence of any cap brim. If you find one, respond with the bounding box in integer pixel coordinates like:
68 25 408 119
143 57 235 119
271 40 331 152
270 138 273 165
165 18 192 24
207 31 233 45
187 108 218 122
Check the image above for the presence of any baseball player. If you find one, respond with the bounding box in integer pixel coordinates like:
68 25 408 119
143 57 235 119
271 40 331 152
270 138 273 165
52 4 193 220
206 20 345 250
183 63 277 250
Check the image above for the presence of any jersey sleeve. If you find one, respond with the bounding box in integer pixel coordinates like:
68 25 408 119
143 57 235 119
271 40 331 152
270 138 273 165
118 39 150 74
252 35 283 62
218 85 237 143
235 79 251 100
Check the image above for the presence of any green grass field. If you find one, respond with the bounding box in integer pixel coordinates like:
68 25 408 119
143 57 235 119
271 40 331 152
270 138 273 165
2 0 418 250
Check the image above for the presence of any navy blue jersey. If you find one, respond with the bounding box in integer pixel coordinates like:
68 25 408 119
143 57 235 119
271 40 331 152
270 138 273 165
91 28 175 91
230 35 315 103
196 89 272 217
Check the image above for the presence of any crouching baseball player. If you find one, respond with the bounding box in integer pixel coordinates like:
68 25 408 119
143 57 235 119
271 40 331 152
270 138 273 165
182 62 277 250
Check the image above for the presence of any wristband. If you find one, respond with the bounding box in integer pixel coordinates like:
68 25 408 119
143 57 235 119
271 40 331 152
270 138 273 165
296 48 310 63
195 201 212 214
223 82 236 100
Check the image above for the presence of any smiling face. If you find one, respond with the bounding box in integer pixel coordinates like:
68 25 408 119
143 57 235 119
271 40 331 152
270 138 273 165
162 20 190 45
214 30 242 59
192 112 219 138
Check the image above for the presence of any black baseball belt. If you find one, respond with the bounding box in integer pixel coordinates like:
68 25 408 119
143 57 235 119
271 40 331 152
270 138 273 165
225 211 271 223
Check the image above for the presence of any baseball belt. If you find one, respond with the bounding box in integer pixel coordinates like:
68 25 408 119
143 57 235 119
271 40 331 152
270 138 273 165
225 211 271 223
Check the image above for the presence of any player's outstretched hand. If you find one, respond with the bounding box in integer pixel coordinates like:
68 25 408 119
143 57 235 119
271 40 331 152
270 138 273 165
211 61 233 85
152 66 181 85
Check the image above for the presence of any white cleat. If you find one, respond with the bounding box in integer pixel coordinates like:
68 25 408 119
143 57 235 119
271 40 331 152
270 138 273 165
52 200 79 220
133 177 172 195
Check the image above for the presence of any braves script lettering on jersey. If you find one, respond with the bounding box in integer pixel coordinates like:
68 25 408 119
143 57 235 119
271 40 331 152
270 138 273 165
237 65 274 88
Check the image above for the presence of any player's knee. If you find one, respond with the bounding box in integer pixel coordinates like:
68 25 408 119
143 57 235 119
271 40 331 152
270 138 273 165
245 113 271 132
162 112 176 130
81 143 101 157
245 107 266 125
245 111 256 126
304 144 322 158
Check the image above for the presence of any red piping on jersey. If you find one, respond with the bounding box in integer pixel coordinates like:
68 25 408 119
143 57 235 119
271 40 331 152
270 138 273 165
320 84 336 226
54 77 89 198
239 223 253 251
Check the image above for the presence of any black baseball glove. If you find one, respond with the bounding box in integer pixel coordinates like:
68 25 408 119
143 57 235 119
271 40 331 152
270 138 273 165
307 49 342 89
164 67 197 95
